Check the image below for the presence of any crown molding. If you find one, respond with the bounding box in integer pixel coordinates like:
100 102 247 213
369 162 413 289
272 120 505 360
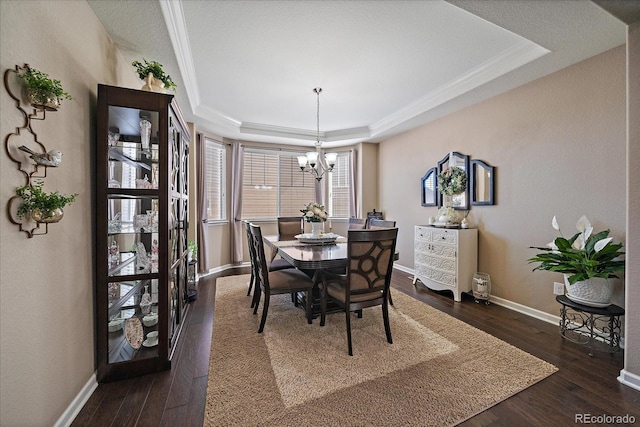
369 40 549 137
239 122 371 143
160 0 200 110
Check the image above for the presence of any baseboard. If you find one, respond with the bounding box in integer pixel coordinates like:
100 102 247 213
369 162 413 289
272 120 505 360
54 373 98 427
200 262 250 278
393 265 561 325
618 369 640 392
488 295 560 325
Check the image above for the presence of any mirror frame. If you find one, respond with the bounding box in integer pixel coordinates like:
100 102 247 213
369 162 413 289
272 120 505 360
437 151 469 209
470 159 495 205
421 167 437 206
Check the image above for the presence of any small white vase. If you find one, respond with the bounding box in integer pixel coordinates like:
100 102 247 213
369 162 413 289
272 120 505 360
564 275 614 307
310 221 323 237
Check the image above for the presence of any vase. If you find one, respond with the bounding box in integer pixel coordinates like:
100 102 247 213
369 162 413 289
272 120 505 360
564 274 614 307
141 72 166 93
310 221 323 237
26 89 60 111
30 207 63 223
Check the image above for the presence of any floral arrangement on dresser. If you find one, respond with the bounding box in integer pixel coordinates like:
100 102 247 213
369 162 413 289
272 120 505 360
437 166 467 196
436 206 458 224
301 202 328 222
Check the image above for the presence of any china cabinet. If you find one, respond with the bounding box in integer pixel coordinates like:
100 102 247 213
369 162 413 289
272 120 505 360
412 225 477 302
96 84 191 382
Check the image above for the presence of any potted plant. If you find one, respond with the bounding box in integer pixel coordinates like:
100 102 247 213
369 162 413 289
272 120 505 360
528 215 625 306
18 66 73 110
188 240 198 261
15 180 78 223
131 59 177 92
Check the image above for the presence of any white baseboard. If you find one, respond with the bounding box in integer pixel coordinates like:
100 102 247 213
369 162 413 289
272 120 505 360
489 295 560 325
54 373 98 427
200 262 250 278
618 369 640 392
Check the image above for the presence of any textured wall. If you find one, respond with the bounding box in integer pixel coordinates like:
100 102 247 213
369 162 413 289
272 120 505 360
379 46 627 316
0 1 139 425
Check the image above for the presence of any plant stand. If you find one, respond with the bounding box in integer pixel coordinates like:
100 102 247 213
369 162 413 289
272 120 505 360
556 295 624 357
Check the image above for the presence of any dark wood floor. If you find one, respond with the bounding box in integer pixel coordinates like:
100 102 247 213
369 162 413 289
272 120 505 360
73 267 640 426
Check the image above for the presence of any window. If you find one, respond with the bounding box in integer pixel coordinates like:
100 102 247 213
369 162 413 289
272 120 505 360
241 148 352 220
204 137 226 221
241 149 315 219
327 152 351 218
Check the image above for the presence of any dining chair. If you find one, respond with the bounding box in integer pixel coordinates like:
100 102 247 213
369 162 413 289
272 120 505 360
277 216 303 238
364 218 398 306
250 223 314 333
243 220 294 308
367 218 396 229
319 228 398 356
348 217 367 229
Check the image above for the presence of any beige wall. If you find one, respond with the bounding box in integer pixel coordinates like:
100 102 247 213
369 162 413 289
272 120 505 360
624 21 640 379
379 46 627 316
0 1 139 425
358 142 379 217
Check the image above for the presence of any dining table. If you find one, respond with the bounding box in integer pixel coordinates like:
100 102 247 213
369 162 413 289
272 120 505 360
262 233 399 318
263 234 349 271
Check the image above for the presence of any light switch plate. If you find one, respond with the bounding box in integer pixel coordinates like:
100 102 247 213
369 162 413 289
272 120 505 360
553 282 564 295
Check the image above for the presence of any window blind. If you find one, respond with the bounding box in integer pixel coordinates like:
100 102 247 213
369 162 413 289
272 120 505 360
204 138 226 220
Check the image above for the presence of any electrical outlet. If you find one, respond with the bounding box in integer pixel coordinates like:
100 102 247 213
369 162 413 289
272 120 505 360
553 282 564 295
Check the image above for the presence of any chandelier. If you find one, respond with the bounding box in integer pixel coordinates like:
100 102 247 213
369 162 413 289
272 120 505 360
297 88 338 181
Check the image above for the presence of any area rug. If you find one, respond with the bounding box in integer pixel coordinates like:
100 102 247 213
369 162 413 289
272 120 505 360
204 274 557 426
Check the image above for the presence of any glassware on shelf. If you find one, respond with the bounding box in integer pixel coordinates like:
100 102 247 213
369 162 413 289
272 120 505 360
107 126 120 146
108 213 121 233
135 174 153 189
133 214 148 232
108 240 120 266
149 239 159 272
139 118 151 158
146 210 158 232
151 164 159 189
136 241 150 272
140 285 152 315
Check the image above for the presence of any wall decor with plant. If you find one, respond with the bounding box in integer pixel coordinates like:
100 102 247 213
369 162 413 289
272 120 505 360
3 64 77 237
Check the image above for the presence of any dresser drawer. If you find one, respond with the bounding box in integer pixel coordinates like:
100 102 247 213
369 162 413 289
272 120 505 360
416 251 456 272
431 229 457 245
415 226 432 242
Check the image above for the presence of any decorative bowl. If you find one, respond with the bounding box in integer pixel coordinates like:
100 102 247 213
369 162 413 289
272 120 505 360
108 318 124 332
142 313 158 327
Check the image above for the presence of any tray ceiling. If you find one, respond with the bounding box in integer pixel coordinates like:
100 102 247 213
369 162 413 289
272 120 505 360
88 0 628 147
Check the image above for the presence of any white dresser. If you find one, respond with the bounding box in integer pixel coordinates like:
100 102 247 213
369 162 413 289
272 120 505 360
413 225 478 302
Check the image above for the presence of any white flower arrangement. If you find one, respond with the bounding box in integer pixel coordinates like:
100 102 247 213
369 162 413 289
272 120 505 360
437 206 458 224
437 166 467 196
300 202 328 223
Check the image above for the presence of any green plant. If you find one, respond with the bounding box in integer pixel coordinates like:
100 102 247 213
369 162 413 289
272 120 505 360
131 59 177 91
15 180 77 219
18 66 73 103
528 215 625 285
188 240 197 255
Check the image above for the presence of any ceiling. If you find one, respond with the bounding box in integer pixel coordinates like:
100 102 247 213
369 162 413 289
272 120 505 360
87 0 631 148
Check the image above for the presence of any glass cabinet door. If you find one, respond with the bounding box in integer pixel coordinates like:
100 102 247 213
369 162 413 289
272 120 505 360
101 103 164 367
